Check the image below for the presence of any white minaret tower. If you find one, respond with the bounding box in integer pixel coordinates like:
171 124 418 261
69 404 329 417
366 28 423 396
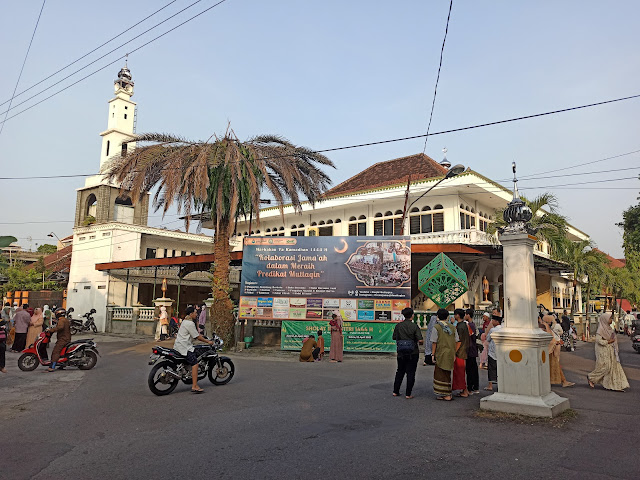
98 62 137 171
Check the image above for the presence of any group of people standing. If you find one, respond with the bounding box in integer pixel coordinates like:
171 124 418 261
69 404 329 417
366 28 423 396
298 314 344 363
1 302 52 373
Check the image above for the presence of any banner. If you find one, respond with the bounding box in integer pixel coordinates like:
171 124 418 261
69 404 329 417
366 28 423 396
239 236 411 323
281 320 396 353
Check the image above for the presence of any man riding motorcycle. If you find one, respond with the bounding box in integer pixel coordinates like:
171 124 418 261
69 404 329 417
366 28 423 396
46 308 71 372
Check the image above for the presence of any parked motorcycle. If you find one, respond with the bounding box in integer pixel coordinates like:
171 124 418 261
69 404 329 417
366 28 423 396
17 330 100 371
71 309 98 335
147 335 234 396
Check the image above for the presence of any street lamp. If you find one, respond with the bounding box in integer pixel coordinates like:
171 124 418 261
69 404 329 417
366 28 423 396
47 232 62 249
401 164 465 235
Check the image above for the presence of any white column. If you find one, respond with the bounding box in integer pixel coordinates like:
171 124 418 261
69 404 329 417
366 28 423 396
480 231 570 417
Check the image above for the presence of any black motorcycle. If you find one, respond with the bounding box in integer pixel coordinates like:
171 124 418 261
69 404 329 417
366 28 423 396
70 309 98 335
147 335 234 396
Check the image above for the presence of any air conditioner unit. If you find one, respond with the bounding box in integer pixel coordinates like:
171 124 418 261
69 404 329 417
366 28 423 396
307 227 319 236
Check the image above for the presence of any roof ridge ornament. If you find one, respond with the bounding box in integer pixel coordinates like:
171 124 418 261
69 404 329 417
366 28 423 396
499 161 536 235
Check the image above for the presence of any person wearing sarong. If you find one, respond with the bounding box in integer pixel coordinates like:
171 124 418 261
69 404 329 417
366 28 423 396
542 314 574 387
299 335 317 362
587 312 629 391
560 310 572 351
329 314 343 362
26 307 44 348
47 308 71 372
431 308 458 401
452 309 469 397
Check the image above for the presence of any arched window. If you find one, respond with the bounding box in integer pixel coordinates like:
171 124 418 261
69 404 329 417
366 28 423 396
431 205 444 232
86 194 97 219
115 195 132 206
478 211 491 232
291 224 306 236
266 228 271 232
278 226 285 237
114 195 134 223
335 218 341 223
348 215 367 236
374 210 403 236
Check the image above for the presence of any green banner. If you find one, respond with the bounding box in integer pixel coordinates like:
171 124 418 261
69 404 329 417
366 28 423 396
281 320 396 353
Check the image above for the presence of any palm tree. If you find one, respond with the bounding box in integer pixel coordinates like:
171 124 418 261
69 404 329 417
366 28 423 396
557 239 606 315
490 193 568 256
104 130 334 343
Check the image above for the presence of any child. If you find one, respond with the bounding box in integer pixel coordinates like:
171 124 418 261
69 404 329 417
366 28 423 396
315 330 325 361
479 332 488 369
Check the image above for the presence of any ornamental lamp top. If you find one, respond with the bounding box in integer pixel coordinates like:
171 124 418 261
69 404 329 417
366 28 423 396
500 162 535 234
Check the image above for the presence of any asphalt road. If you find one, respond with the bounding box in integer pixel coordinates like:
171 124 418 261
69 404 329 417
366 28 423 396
2 335 639 480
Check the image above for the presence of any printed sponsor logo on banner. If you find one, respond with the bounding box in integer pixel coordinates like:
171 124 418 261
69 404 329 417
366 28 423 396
392 311 405 321
340 309 357 320
392 299 410 310
239 307 256 318
306 309 323 319
374 299 392 310
257 297 273 307
340 299 357 309
306 298 323 309
289 308 306 319
375 311 392 321
272 308 289 318
273 298 290 307
240 297 257 307
323 298 340 308
256 308 273 318
357 310 375 321
357 299 374 310
290 298 306 307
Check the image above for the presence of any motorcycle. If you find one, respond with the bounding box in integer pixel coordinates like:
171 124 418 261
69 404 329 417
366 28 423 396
147 335 234 396
17 330 100 371
71 308 98 335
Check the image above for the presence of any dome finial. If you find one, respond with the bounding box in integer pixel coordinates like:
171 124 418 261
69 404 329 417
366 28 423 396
439 146 451 169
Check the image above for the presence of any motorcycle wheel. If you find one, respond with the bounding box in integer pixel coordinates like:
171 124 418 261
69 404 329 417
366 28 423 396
91 324 98 333
77 350 98 370
148 360 179 396
208 358 235 385
70 326 78 335
18 353 40 371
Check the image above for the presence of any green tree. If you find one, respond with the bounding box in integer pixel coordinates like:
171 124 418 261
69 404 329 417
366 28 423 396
620 203 640 272
556 239 607 317
0 261 60 297
490 192 568 257
104 131 334 343
37 244 58 254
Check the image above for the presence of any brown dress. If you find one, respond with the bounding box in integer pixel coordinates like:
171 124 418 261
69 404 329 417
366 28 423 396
330 319 344 362
299 338 317 362
26 314 44 348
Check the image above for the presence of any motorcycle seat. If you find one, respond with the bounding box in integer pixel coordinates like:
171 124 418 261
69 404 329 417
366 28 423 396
156 346 185 358
65 339 93 348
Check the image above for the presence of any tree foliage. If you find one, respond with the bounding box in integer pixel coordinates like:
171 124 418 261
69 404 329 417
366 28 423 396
104 128 334 344
620 203 640 271
37 244 58 254
0 261 61 297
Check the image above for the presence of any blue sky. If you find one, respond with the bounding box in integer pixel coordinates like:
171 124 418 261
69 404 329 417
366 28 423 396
1 0 638 257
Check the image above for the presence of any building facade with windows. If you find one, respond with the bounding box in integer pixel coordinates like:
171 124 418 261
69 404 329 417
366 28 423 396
223 153 588 315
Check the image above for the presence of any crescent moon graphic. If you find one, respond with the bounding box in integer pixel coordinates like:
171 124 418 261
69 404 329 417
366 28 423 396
334 239 348 253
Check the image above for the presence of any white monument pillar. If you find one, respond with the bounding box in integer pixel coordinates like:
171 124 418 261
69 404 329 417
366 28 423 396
480 163 569 417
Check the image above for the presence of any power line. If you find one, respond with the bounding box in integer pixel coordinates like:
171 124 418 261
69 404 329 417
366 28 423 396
0 0 215 119
0 0 229 126
500 165 640 183
0 0 46 137
2 92 640 181
422 0 453 155
0 1 178 108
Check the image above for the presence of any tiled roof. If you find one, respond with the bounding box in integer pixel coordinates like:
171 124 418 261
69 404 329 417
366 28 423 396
324 153 449 198
42 245 73 273
595 249 626 269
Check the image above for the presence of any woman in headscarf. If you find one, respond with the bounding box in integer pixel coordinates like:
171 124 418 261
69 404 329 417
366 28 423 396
542 314 574 387
587 312 629 391
329 313 343 362
43 305 52 330
26 307 44 347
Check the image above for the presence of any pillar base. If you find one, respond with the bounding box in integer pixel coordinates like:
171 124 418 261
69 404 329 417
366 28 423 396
480 391 570 418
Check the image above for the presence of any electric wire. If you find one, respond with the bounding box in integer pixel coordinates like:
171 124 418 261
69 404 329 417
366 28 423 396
0 0 178 108
0 0 46 137
421 0 453 155
2 92 640 181
0 0 229 126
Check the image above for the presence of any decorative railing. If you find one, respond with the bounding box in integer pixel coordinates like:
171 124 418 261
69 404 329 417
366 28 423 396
110 307 133 321
411 229 497 246
138 307 155 321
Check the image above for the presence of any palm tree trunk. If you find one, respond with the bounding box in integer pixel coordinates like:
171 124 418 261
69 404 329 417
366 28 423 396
211 219 235 346
585 280 591 340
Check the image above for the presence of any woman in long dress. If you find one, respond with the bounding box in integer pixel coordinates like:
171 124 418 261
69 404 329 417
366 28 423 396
329 314 343 362
155 306 168 341
543 315 574 387
26 307 44 348
588 312 629 391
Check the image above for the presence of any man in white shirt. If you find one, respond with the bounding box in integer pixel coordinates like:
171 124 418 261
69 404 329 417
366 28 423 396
484 315 503 391
174 306 214 393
